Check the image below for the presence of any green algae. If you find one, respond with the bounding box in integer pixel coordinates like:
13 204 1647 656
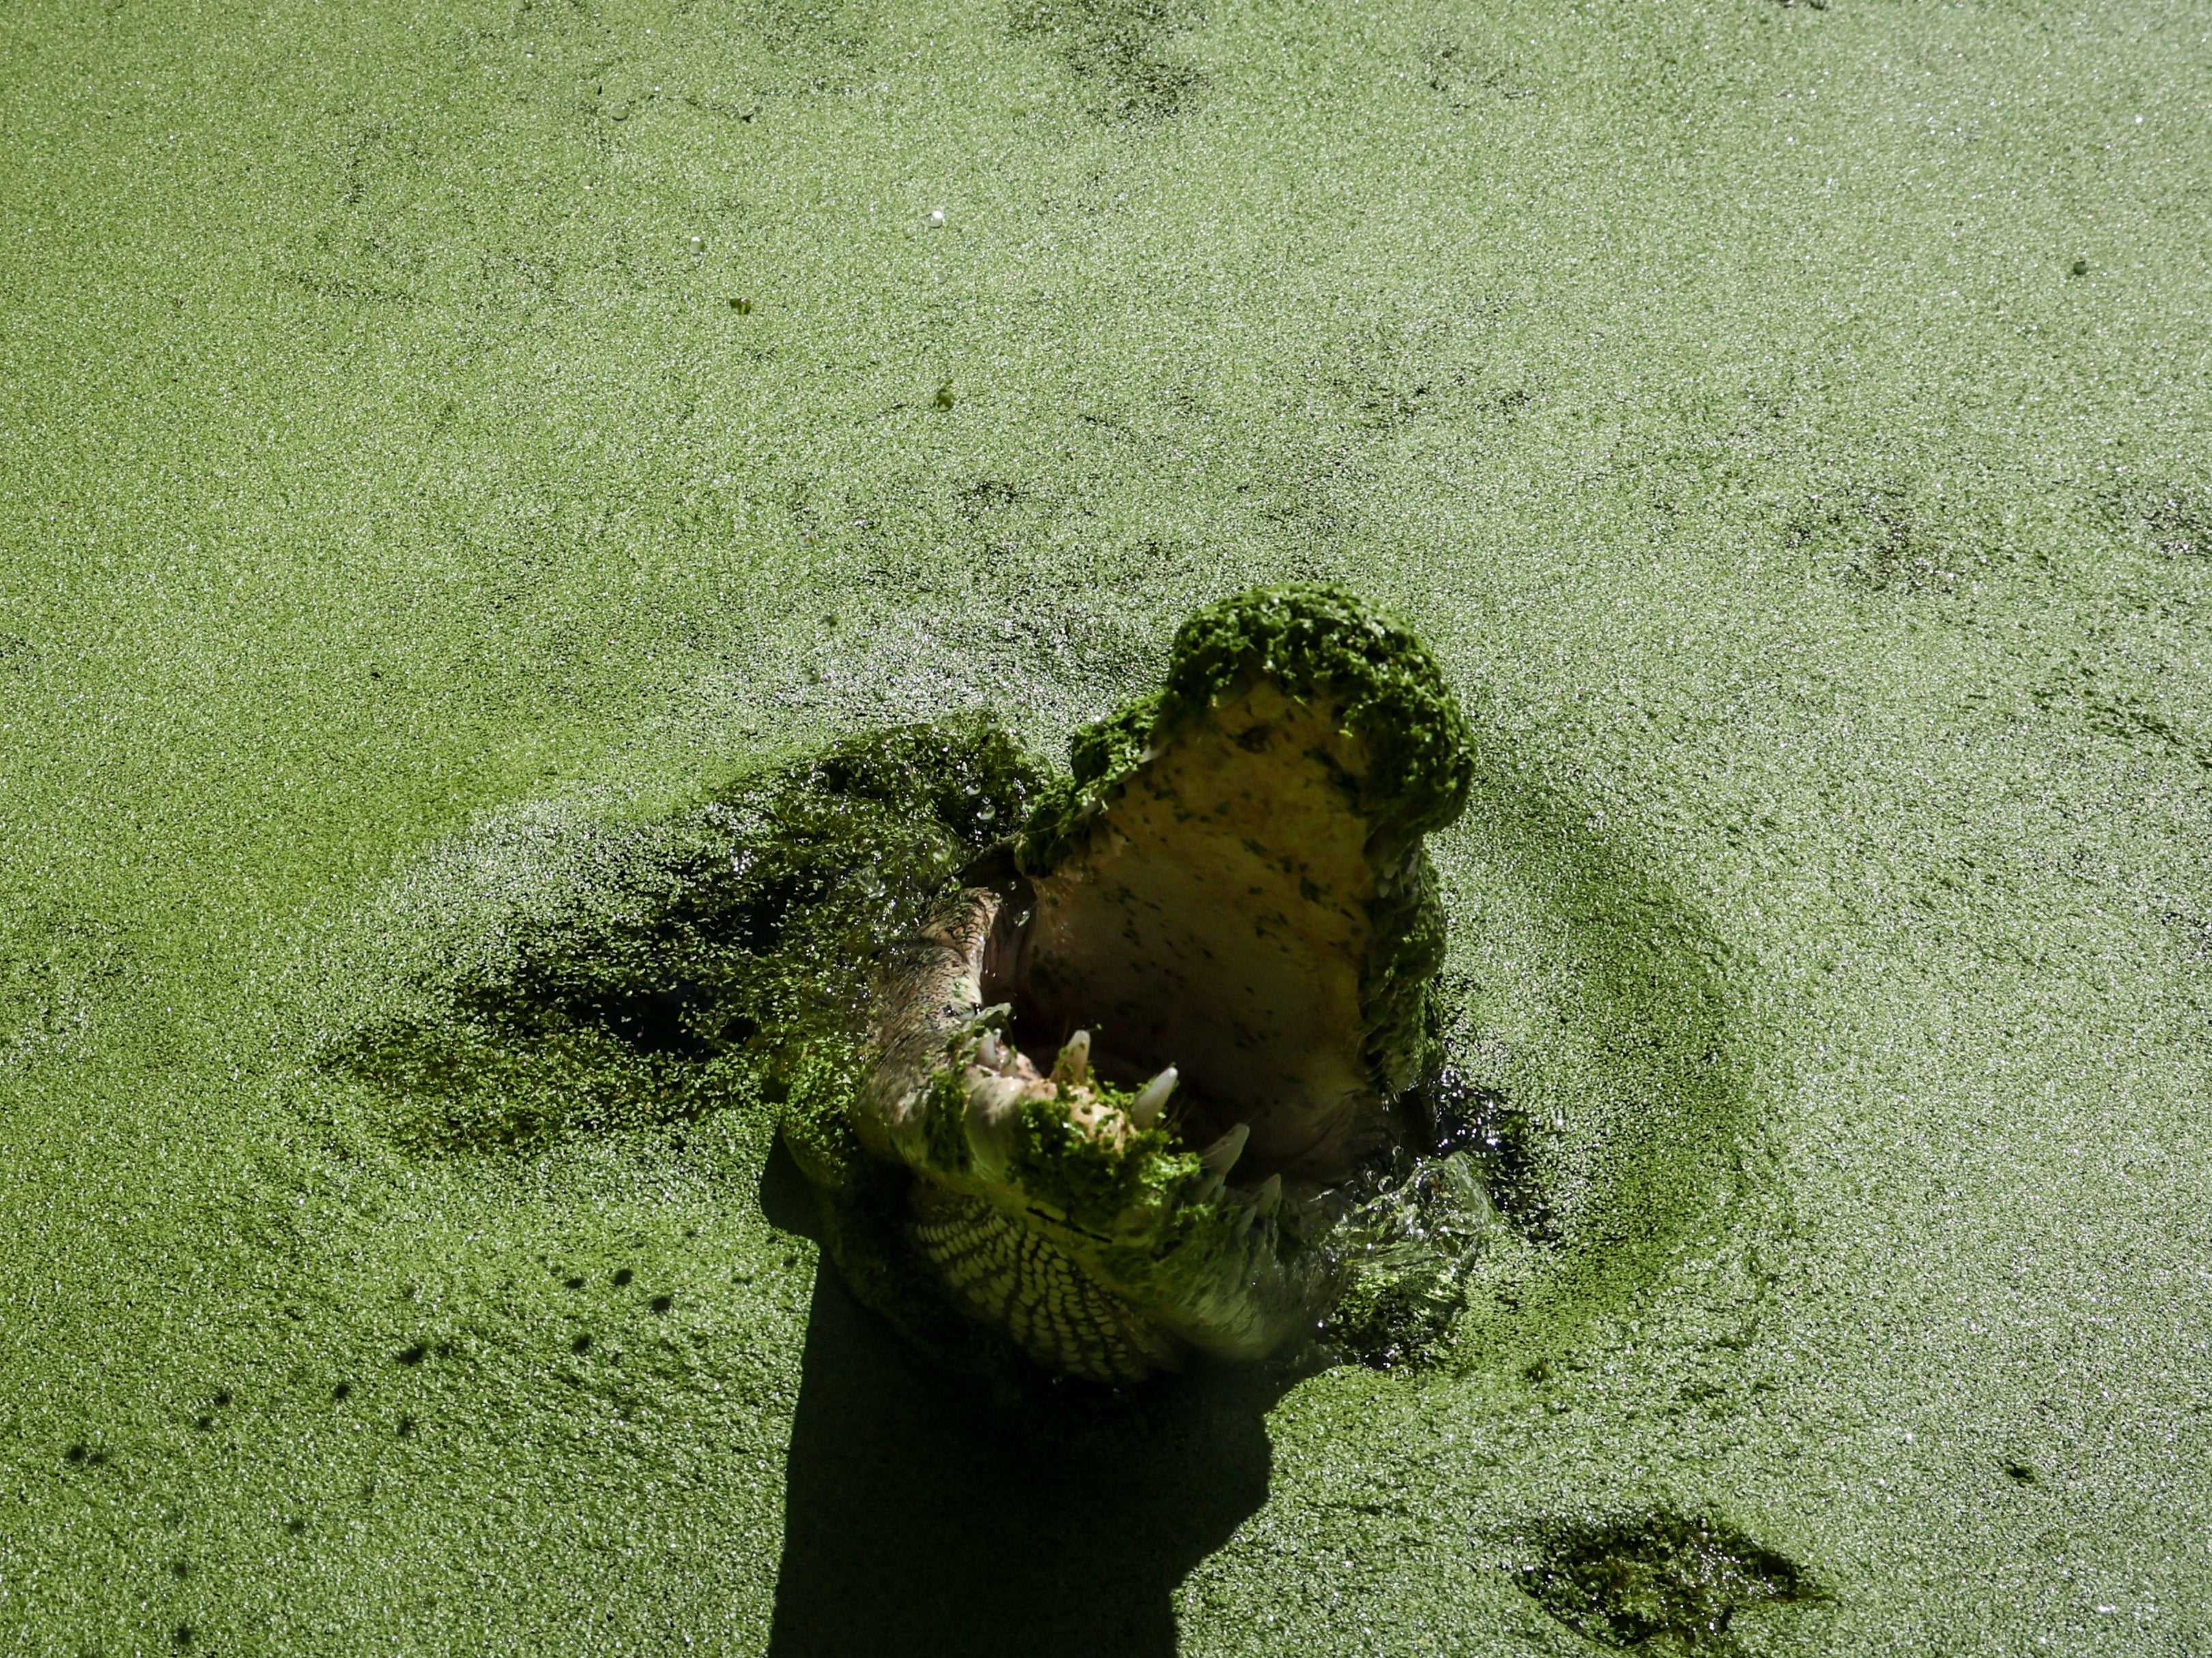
1005 1088 1191 1236
6 0 2212 1650
1513 1508 1833 1653
324 717 1042 1162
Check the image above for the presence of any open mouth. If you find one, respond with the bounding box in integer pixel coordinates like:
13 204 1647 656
855 585 1474 1382
319 583 1747 1393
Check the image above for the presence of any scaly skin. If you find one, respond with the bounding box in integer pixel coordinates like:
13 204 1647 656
843 585 1474 1384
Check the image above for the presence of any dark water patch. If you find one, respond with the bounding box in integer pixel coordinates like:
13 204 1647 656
2 905 130 1071
2162 907 2212 963
1786 480 1953 594
319 719 1043 1157
1421 39 1539 107
1422 1058 1559 1245
2027 652 2212 772
1324 371 1440 435
1512 1509 1831 1652
955 478 1028 517
2098 481 2212 559
1008 0 1206 123
275 269 422 308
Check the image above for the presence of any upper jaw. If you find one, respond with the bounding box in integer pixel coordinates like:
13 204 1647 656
998 682 1414 1184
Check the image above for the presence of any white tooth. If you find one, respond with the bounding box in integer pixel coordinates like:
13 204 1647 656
1236 1202 1258 1238
975 1032 1004 1071
1199 1122 1250 1176
1253 1173 1282 1217
1051 1030 1092 1086
1128 1066 1178 1128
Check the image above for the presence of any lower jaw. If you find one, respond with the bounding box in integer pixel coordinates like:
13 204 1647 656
906 1182 1187 1385
875 884 1368 1380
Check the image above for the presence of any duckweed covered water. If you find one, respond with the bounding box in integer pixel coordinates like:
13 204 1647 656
5 0 2211 1652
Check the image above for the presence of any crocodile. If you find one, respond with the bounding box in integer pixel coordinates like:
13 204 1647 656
332 583 1475 1385
813 584 1476 1382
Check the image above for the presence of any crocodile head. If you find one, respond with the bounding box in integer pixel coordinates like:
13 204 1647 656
854 585 1474 1383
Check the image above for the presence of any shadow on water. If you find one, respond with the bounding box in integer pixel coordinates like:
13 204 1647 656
757 1137 1292 1658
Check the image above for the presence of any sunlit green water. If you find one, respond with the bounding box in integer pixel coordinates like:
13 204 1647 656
3 0 2208 1650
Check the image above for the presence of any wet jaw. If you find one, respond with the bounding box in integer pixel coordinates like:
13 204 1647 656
899 1021 1285 1384
905 1184 1180 1386
858 880 1315 1376
957 1024 1274 1232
